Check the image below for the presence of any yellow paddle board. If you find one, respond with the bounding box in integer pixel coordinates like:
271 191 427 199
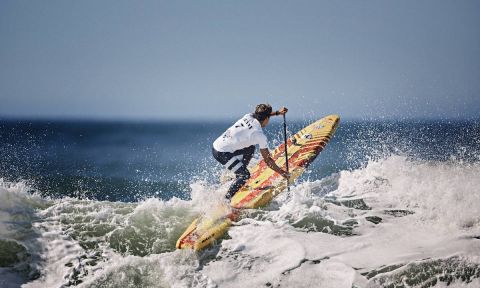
176 114 340 251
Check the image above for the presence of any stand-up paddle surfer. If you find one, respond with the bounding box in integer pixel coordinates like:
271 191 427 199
212 104 289 199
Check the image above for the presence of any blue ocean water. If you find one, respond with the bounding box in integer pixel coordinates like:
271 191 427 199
1 117 480 287
1 118 478 202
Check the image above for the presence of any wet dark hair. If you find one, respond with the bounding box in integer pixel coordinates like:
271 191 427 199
253 104 273 122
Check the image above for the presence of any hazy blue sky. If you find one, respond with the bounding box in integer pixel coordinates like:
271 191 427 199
1 0 479 120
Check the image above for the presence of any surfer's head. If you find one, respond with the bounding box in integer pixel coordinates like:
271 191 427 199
253 104 272 127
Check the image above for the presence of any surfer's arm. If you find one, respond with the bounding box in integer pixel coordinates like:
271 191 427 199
260 148 289 179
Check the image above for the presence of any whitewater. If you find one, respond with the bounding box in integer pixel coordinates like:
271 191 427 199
1 154 480 287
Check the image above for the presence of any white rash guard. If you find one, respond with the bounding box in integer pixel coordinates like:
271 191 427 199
213 114 268 153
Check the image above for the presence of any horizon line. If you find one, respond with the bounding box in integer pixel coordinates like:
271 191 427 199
1 114 479 123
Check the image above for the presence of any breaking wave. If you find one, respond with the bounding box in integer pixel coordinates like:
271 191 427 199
1 154 480 287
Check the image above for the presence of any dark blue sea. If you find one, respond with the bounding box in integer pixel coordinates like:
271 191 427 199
2 118 478 202
1 117 479 287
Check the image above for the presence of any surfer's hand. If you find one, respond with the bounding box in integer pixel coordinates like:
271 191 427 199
277 107 288 115
280 170 290 179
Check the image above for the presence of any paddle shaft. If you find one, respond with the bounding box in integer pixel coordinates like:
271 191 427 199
283 114 290 191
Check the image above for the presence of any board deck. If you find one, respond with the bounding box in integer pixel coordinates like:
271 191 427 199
176 114 340 251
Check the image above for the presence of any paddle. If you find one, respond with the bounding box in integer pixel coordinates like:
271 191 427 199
283 114 290 191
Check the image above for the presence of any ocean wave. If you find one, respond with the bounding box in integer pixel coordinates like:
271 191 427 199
1 155 480 287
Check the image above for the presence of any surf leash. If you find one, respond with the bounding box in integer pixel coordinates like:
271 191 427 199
283 114 290 191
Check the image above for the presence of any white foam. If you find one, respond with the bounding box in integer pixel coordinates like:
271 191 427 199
0 179 51 285
77 250 214 288
279 260 356 288
2 156 480 287
200 156 480 287
189 180 230 213
331 156 480 232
